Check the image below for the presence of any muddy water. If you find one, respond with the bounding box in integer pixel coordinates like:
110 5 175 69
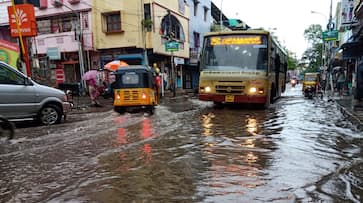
1 85 363 202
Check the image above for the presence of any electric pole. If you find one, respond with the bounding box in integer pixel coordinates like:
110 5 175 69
168 10 176 97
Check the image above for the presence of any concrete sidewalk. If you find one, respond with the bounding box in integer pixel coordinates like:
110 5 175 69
67 90 195 114
334 95 363 130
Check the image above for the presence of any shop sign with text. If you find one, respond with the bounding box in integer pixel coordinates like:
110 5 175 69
7 4 37 37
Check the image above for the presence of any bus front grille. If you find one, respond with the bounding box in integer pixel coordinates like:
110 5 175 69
123 90 139 101
215 85 245 94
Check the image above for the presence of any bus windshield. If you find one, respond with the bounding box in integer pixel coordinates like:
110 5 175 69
200 35 268 71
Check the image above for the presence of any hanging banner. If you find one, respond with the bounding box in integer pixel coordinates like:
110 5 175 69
0 39 20 68
7 4 37 37
340 0 358 28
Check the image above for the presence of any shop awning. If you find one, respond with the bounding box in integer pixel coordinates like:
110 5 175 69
341 41 363 59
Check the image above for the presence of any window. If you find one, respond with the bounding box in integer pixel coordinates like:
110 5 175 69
194 3 198 16
0 64 24 85
144 4 151 20
203 6 209 21
102 12 122 33
37 15 77 34
193 32 200 48
160 14 185 42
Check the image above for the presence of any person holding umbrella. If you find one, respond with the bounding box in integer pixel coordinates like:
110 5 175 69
83 70 102 107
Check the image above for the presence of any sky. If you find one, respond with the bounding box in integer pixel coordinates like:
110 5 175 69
211 0 339 59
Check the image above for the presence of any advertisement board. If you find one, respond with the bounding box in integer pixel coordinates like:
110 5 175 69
0 39 20 68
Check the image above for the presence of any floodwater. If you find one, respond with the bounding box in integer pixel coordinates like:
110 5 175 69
1 84 363 202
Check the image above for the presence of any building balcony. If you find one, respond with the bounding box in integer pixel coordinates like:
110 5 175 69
35 30 93 54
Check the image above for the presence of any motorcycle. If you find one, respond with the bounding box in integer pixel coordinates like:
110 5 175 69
304 85 315 99
291 79 297 87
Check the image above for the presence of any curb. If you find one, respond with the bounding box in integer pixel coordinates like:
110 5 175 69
336 102 363 130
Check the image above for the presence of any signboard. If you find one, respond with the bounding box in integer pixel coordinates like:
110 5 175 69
210 36 262 46
46 47 61 60
322 30 339 41
340 0 357 28
174 57 184 65
0 39 19 68
165 41 179 52
7 4 37 37
55 68 65 84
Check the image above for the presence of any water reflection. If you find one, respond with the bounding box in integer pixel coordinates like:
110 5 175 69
198 108 281 201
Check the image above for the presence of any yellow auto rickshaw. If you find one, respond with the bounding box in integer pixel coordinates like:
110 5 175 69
302 73 319 91
302 72 320 98
111 65 157 114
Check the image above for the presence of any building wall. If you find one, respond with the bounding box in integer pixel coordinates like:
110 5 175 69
92 0 144 50
187 0 211 64
148 0 190 58
187 0 211 49
33 0 93 54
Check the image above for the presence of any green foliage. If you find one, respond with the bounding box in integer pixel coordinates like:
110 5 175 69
142 19 152 32
302 24 323 71
288 54 298 70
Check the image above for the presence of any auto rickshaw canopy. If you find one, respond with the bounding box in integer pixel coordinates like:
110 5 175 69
111 65 155 89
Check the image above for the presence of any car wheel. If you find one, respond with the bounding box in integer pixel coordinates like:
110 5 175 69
39 104 62 125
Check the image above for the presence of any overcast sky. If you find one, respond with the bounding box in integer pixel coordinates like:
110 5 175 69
211 0 339 59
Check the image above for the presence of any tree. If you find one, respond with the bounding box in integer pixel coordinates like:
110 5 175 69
302 24 323 72
288 53 298 70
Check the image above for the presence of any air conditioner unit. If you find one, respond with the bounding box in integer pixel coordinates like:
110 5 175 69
51 0 63 7
68 0 80 4
39 0 48 9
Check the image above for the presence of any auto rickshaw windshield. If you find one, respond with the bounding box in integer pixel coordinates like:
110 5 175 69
304 76 317 82
112 69 154 89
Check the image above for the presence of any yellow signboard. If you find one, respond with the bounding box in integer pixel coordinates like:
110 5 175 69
211 36 262 46
0 39 19 68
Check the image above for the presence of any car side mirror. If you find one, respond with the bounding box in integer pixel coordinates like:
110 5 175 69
25 77 33 86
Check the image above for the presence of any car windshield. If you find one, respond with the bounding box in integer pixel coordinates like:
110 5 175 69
200 35 268 71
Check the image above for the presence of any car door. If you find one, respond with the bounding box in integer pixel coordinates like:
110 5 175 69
0 63 36 119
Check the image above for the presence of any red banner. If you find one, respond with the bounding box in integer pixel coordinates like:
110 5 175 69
7 4 37 37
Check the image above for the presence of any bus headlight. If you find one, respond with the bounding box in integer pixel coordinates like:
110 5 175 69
205 86 211 93
249 87 257 93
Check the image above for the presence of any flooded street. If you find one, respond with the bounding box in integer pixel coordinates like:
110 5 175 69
1 85 363 202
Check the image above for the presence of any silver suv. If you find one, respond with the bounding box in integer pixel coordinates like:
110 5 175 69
0 61 71 125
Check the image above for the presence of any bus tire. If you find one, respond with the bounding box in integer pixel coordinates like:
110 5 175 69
213 102 224 109
264 91 271 109
270 84 276 104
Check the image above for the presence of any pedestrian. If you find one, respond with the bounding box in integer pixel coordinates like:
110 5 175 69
336 68 346 96
162 69 168 91
154 71 162 104
86 78 102 107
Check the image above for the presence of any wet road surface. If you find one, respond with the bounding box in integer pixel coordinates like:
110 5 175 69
1 84 363 202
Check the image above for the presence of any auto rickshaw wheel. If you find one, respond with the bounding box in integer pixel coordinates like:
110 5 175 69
148 106 155 115
114 107 126 114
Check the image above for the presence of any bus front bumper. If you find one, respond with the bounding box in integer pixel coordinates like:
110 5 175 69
198 94 267 104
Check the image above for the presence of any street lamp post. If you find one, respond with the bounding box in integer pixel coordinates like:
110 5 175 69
311 10 328 69
54 0 86 92
220 0 223 30
311 10 330 93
